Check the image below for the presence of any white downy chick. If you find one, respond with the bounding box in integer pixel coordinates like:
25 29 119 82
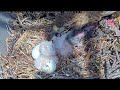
40 41 56 57
34 55 58 74
32 44 41 60
52 31 73 57
32 40 56 60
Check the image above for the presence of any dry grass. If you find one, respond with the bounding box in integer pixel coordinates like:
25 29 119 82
0 11 119 79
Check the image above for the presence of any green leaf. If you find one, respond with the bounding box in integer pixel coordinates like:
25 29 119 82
41 18 53 25
53 25 59 31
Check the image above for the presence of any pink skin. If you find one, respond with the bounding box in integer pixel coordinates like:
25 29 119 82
106 19 115 29
76 32 85 39
74 25 96 40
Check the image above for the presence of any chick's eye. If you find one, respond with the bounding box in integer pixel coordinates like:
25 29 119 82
75 45 78 47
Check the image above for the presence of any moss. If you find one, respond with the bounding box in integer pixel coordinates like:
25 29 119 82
116 44 120 48
41 18 53 25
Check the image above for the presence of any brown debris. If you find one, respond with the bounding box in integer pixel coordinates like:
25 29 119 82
85 48 91 68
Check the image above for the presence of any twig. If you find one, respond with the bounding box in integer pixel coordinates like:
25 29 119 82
112 41 120 61
21 17 28 22
111 38 120 63
16 13 23 27
6 24 14 38
18 48 33 65
0 56 8 63
107 72 120 79
6 24 14 34
106 59 111 73
84 48 91 67
102 11 117 17
115 47 120 61
109 64 120 74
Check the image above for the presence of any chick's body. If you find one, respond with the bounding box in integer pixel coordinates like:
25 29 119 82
52 31 73 58
32 40 58 74
32 41 56 60
34 56 58 74
39 41 56 57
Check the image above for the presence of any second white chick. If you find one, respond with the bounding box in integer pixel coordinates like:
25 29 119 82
34 55 58 74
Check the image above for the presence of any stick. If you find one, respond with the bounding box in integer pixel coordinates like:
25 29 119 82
108 72 120 79
18 48 33 65
16 13 23 27
84 48 91 67
114 46 120 61
111 38 120 61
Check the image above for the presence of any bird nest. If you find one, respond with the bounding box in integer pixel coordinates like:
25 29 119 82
1 13 52 79
4 29 49 79
1 11 120 79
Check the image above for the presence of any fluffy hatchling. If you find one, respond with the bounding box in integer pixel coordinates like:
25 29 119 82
66 22 97 46
32 41 56 60
32 40 58 74
52 31 73 58
34 55 58 74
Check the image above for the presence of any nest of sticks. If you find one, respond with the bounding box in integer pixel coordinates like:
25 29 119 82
0 11 120 79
